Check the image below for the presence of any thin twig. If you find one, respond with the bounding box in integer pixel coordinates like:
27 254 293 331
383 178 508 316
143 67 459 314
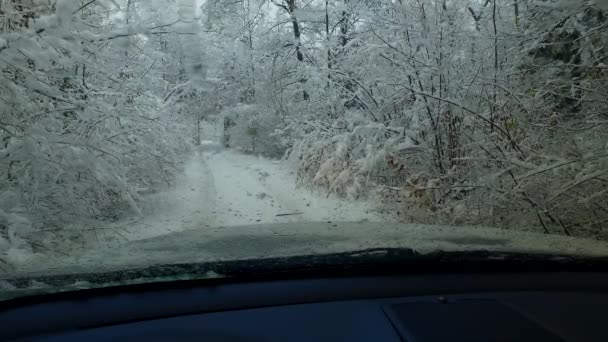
276 212 304 217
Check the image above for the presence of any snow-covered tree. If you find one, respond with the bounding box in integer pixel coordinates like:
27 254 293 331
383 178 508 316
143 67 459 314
203 0 608 237
0 0 205 268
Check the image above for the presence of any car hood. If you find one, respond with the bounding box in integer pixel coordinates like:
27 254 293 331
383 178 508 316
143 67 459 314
9 221 608 277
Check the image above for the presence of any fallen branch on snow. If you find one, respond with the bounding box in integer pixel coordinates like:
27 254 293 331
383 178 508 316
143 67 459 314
275 212 304 217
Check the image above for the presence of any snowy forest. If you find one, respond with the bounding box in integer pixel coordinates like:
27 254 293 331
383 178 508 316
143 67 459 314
1 0 608 268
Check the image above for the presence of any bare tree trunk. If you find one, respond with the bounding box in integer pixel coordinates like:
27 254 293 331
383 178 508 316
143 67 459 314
326 0 331 78
339 0 350 48
125 0 133 56
492 0 498 128
196 116 201 145
282 0 308 100
246 0 255 101
514 0 520 28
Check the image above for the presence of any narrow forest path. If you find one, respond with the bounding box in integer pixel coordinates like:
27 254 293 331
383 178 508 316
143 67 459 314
85 149 380 247
13 148 382 272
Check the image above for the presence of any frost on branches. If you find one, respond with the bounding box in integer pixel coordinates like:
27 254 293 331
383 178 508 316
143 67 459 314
205 0 608 238
0 0 200 269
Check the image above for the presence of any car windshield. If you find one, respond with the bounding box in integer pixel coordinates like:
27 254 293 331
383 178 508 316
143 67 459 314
1 0 608 294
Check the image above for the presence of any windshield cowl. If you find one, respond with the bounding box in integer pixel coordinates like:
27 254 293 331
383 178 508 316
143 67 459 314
3 246 608 302
7 222 608 277
3 221 608 301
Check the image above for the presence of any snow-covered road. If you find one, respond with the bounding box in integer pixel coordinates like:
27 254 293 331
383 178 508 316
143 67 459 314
206 150 379 227
109 149 380 243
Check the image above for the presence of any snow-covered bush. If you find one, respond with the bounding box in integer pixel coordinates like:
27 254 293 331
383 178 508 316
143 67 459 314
197 0 608 240
269 0 608 238
0 0 197 267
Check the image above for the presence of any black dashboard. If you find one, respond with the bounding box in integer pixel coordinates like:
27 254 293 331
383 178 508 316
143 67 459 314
2 272 608 341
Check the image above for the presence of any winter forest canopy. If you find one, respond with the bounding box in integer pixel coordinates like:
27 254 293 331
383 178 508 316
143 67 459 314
1 0 608 269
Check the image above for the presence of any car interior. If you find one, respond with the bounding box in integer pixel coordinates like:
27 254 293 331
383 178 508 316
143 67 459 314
2 270 607 341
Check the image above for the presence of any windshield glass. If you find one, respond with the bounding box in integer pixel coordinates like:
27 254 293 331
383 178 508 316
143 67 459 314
1 0 608 294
